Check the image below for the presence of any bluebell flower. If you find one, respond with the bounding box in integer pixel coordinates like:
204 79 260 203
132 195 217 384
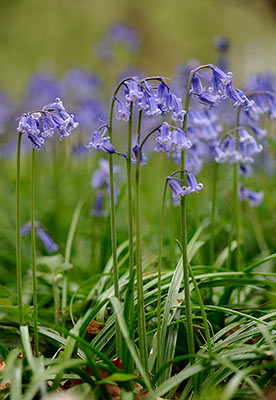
18 113 41 135
21 221 58 253
36 227 59 253
17 113 45 150
238 128 263 163
198 92 220 108
155 123 191 153
225 83 254 110
184 172 203 194
171 94 186 122
267 93 276 118
155 122 173 152
157 81 167 103
168 179 185 204
239 163 253 177
115 98 130 121
90 191 106 217
125 78 143 102
42 97 79 140
209 64 233 94
146 96 162 117
86 127 116 154
132 144 148 166
41 113 56 138
170 129 192 152
239 185 264 207
21 221 39 235
249 124 267 138
190 74 204 95
215 134 241 163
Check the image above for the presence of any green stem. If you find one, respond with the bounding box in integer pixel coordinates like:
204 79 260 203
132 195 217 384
108 97 120 357
124 101 134 374
179 65 212 391
53 275 61 325
210 163 218 264
157 178 169 373
180 67 211 374
234 107 242 271
135 148 148 373
137 109 142 145
226 207 234 269
16 132 23 327
169 192 176 267
104 78 135 358
30 148 39 357
127 101 134 295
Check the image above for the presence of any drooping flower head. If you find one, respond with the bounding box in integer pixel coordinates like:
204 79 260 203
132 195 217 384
17 98 79 149
21 221 58 253
155 123 191 153
86 126 116 154
239 185 264 207
168 171 203 205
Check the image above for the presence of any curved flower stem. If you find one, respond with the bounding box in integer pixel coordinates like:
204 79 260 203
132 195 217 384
210 162 218 265
124 101 134 373
180 64 211 391
169 193 176 268
228 106 242 271
137 110 142 145
16 132 23 327
135 122 161 371
30 148 39 357
106 77 138 358
156 177 169 374
127 101 134 286
235 108 243 271
134 122 162 372
108 95 120 357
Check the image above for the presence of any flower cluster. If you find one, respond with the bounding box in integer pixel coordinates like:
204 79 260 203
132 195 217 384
17 98 79 149
168 172 203 205
214 129 263 164
113 77 186 123
190 65 254 111
239 185 264 207
155 122 192 153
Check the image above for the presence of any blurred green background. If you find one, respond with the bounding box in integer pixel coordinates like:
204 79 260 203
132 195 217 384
1 0 276 94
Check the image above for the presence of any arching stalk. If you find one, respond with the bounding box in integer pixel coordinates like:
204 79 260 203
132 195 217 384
30 148 39 357
16 132 23 327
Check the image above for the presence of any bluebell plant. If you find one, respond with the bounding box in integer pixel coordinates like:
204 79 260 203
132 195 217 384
16 97 78 356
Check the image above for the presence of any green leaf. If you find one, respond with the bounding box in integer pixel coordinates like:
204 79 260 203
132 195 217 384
0 284 12 298
100 373 137 383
